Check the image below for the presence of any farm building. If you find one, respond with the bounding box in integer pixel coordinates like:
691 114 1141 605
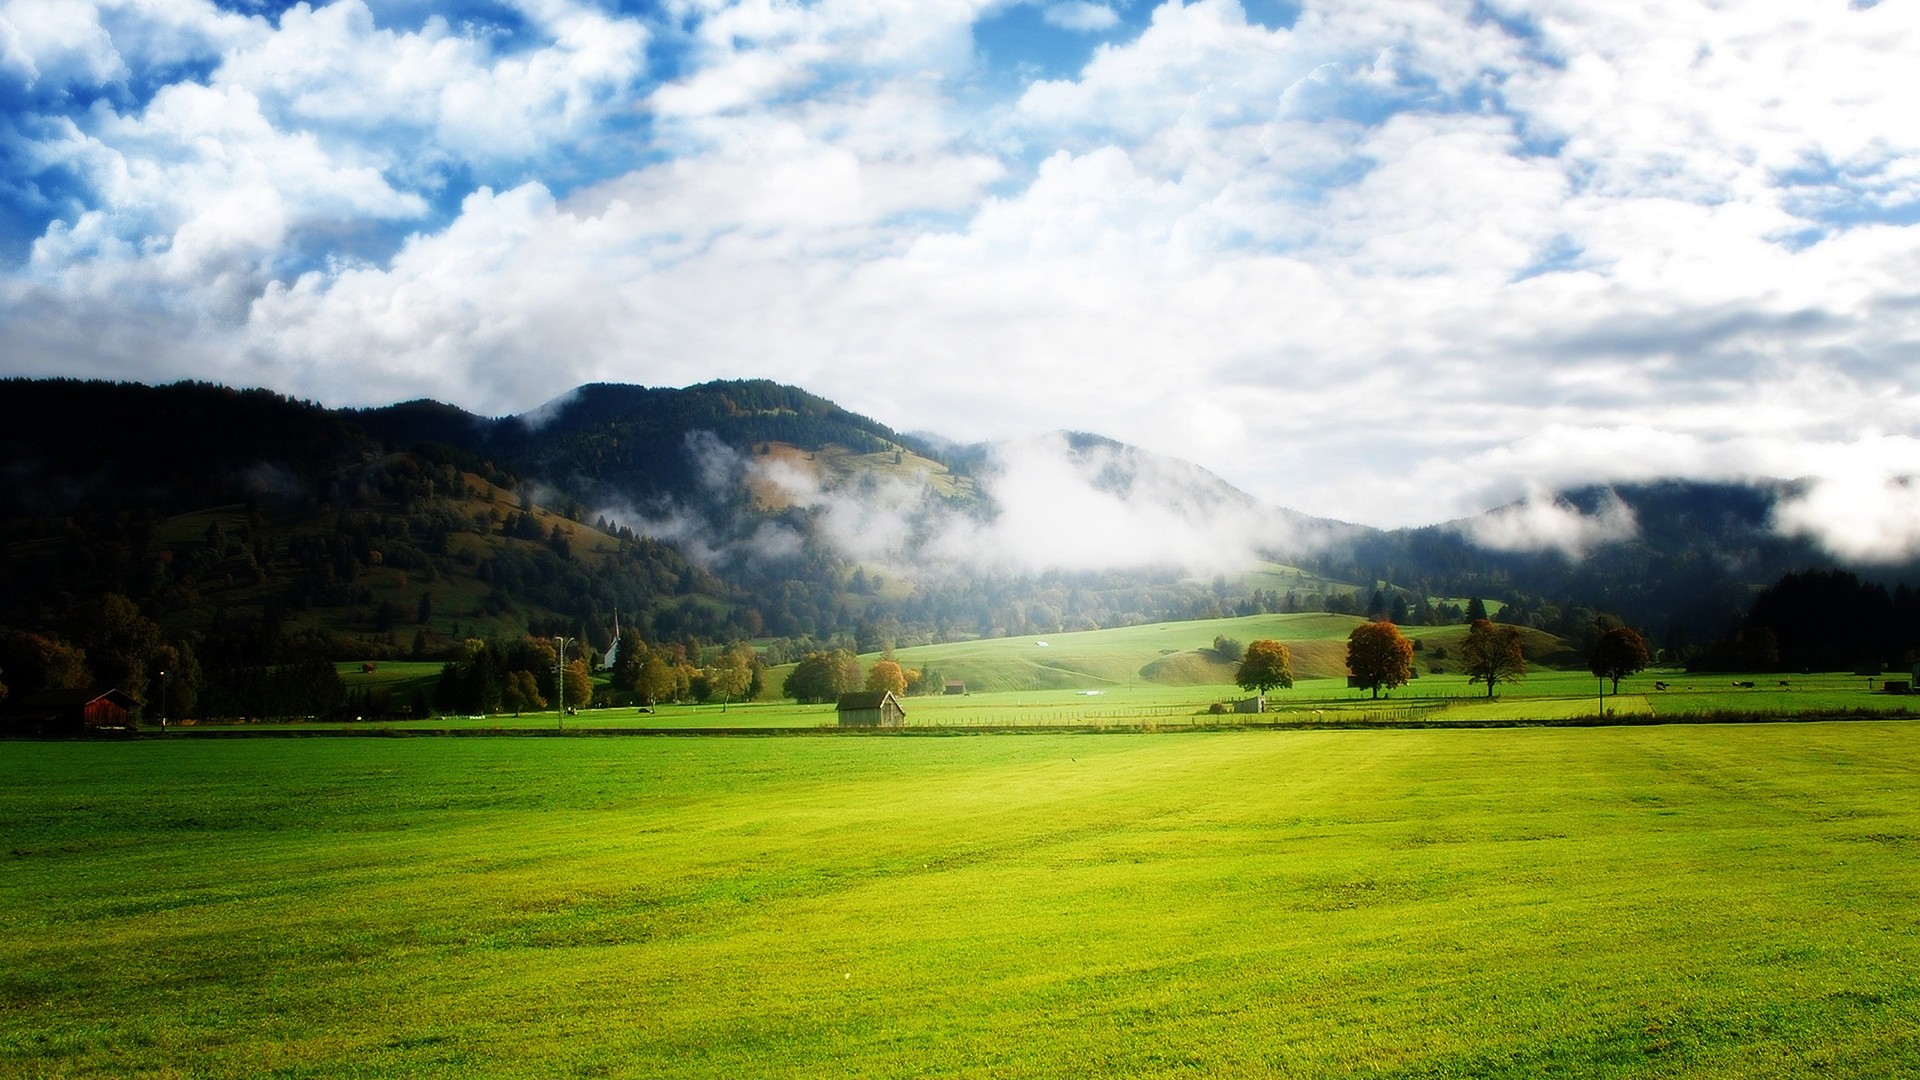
837 690 906 727
6 689 138 736
1234 696 1265 714
943 680 967 695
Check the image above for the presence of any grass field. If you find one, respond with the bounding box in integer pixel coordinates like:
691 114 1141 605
315 657 1919 734
3 723 1917 1077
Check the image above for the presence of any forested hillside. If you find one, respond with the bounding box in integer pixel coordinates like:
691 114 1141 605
5 377 1919 719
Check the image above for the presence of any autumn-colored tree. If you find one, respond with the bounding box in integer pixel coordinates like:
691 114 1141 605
1347 621 1414 699
0 629 90 699
1459 619 1527 699
562 659 592 709
865 659 908 695
1590 626 1650 694
1234 639 1294 696
502 670 545 715
707 646 755 712
639 655 677 707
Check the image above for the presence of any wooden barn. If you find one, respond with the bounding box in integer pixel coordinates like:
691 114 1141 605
7 689 137 736
943 680 967 695
1234 696 1265 714
836 690 906 727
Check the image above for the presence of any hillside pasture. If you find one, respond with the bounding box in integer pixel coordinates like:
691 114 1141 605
3 724 1916 1077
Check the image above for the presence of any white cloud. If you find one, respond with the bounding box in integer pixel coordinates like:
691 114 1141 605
1042 3 1120 33
675 430 1324 576
6 0 1920 556
1773 473 1920 565
0 0 127 90
218 0 647 164
1456 487 1638 558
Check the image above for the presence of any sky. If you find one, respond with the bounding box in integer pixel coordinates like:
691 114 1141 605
4 0 1920 539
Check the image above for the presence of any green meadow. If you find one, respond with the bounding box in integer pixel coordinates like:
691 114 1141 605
4 723 1918 1077
300 612 1920 735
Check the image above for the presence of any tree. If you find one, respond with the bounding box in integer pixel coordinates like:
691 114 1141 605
562 659 592 709
502 669 545 715
1738 626 1780 671
0 630 90 699
147 640 202 720
639 655 676 707
708 646 755 712
1211 636 1244 663
865 659 908 696
611 627 649 695
68 593 160 700
1458 619 1526 699
784 649 861 704
1235 639 1294 696
1590 626 1650 694
1347 621 1414 699
1465 596 1489 622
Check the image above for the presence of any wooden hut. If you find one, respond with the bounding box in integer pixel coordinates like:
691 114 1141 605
1233 696 1265 714
7 689 137 736
943 680 967 696
836 690 906 728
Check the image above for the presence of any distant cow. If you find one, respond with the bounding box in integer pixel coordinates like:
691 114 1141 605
1653 681 1669 691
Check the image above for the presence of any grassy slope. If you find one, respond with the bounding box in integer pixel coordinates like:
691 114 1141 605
866 613 1566 695
3 725 1917 1077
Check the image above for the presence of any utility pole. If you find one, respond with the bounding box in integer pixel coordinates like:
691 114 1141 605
553 636 575 730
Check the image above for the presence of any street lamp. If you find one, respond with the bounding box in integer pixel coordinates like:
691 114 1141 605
553 636 576 730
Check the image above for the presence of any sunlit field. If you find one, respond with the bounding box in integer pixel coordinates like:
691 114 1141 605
286 657 1917 734
4 723 1918 1077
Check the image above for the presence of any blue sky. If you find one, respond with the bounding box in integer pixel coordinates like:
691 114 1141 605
3 0 1919 554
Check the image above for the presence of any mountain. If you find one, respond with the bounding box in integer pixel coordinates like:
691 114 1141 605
355 379 976 512
3 376 1916 703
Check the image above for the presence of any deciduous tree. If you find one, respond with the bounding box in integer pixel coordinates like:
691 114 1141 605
1590 626 1650 694
784 649 862 704
865 659 908 695
562 659 591 709
68 593 159 700
708 646 755 711
1347 621 1413 699
1234 639 1294 696
639 655 677 707
1459 619 1526 699
502 670 545 715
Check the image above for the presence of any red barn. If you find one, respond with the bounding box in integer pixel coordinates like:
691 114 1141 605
7 689 138 736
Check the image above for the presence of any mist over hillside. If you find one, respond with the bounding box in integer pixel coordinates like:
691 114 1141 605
3 376 1916 675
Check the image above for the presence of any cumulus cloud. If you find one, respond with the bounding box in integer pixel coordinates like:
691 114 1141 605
5 0 1920 552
